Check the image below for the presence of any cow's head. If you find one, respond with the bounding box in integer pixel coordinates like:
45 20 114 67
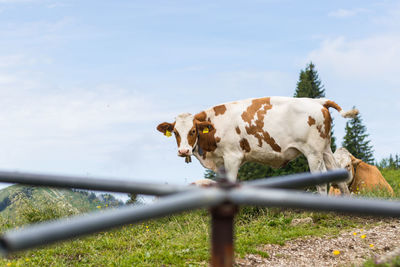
333 147 362 185
157 113 215 157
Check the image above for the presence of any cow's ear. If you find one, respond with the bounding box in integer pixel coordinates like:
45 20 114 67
350 155 362 166
195 120 214 133
157 122 174 136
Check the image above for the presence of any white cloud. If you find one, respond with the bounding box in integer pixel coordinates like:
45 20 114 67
328 8 368 18
0 83 168 140
308 34 400 85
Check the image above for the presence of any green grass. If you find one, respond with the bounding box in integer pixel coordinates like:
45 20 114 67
0 207 373 266
0 170 399 266
381 169 400 197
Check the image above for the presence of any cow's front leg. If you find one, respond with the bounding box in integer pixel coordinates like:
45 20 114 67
323 151 351 195
336 182 350 195
222 155 243 182
315 184 328 194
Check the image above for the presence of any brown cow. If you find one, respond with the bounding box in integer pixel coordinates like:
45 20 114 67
329 148 394 196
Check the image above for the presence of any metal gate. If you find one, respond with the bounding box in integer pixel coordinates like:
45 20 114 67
0 169 399 266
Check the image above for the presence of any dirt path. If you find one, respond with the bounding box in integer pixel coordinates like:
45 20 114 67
237 218 400 267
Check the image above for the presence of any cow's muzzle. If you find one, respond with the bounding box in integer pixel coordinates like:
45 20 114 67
178 149 191 157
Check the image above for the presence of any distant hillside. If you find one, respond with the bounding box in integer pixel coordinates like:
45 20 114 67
0 185 124 223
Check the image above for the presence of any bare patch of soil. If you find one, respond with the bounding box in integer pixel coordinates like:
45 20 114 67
237 218 400 267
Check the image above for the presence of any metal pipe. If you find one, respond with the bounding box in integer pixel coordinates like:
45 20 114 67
0 188 227 255
0 170 194 196
242 169 348 189
230 187 400 217
210 204 238 267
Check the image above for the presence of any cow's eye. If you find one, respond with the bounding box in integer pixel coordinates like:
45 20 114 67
190 129 196 135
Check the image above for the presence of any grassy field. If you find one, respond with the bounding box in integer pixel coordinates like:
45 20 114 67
0 170 399 266
381 169 400 196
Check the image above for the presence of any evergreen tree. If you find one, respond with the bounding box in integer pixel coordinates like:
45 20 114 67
294 62 325 98
396 154 400 169
378 154 400 169
342 109 374 164
237 162 272 181
389 154 395 168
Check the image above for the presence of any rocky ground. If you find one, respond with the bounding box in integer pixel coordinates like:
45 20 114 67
236 218 400 267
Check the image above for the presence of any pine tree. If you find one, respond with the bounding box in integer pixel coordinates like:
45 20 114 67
378 154 400 169
294 62 325 98
342 109 374 164
389 154 395 169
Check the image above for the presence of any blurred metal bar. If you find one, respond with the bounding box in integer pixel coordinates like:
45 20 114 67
243 169 348 189
0 170 194 196
230 187 400 217
0 188 227 255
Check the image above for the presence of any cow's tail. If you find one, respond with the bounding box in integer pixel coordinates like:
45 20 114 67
320 99 359 118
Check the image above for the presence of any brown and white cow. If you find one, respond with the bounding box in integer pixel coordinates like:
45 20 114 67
157 97 358 194
329 148 394 196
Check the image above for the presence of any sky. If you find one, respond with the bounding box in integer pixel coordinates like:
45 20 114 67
0 0 399 192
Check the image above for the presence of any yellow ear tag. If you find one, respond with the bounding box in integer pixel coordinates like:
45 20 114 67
203 128 209 134
165 130 172 137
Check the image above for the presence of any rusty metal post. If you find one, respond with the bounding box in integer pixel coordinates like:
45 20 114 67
209 167 239 267
210 203 238 267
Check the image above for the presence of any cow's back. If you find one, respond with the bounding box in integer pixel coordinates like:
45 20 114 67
205 96 327 132
200 97 331 168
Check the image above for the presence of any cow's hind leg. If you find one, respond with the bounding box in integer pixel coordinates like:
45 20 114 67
305 152 328 194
